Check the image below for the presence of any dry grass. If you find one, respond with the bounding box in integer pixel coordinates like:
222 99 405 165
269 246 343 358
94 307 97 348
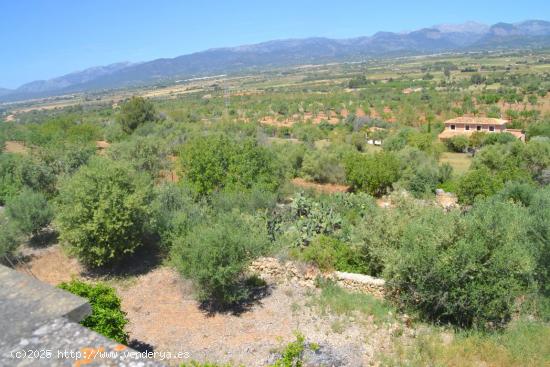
439 152 472 175
3 141 28 154
291 178 350 194
383 320 550 367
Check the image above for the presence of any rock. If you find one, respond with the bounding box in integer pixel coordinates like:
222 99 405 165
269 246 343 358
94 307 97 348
303 344 344 367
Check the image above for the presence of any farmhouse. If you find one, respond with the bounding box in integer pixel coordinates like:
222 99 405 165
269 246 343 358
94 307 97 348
438 117 525 141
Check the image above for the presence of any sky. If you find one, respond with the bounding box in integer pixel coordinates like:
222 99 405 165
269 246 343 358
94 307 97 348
1 0 549 89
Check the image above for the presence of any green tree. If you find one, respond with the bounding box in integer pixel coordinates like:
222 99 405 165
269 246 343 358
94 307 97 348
456 167 502 204
446 135 469 152
385 199 536 329
179 135 281 196
522 137 550 180
59 280 128 343
117 96 156 133
55 157 152 267
345 152 400 196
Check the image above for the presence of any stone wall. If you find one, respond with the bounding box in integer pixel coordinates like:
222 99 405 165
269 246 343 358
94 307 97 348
249 257 385 299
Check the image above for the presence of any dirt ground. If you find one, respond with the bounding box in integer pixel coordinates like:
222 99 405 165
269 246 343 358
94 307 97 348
15 245 408 367
3 140 28 154
291 178 350 194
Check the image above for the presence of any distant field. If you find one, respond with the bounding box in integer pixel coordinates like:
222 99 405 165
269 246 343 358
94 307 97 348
440 152 472 175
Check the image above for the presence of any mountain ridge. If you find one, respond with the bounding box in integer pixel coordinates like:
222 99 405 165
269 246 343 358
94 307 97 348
2 19 550 102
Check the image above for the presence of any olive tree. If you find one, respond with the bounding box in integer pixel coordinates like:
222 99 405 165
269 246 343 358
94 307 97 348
55 157 152 267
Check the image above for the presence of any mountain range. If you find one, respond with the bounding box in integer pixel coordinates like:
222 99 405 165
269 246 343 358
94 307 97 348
2 20 550 102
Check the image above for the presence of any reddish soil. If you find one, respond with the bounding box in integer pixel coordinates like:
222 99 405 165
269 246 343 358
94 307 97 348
291 178 350 194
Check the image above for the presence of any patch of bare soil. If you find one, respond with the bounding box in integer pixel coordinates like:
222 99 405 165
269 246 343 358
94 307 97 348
4 140 28 154
117 267 405 367
15 245 83 286
5 114 15 121
291 178 350 194
15 246 412 367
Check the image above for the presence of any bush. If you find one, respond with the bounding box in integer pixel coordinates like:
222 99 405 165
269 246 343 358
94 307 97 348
522 137 550 180
299 235 367 273
287 193 342 246
351 197 424 276
0 212 21 258
527 187 550 295
0 153 24 204
483 132 517 146
58 280 128 343
456 168 502 204
385 199 536 329
397 148 445 198
300 149 346 184
149 183 207 251
179 135 281 196
5 188 53 236
446 135 469 152
344 151 400 196
117 96 156 133
107 136 168 177
171 212 269 306
526 120 550 139
55 157 152 268
0 154 55 204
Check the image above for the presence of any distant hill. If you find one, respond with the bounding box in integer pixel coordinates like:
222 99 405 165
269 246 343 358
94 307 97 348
2 19 550 102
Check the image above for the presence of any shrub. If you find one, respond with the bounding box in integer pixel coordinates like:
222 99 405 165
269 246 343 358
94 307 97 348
55 157 152 268
271 332 309 367
0 212 21 258
344 151 400 196
179 135 281 196
456 168 502 204
483 132 517 146
496 181 537 207
58 280 128 343
288 193 342 246
0 154 55 203
446 135 469 152
397 148 444 198
385 199 536 329
172 212 269 306
522 137 550 180
107 136 168 177
149 183 207 251
117 96 156 133
527 187 550 295
300 149 346 184
0 153 24 204
5 188 53 236
299 235 367 273
351 197 425 276
526 120 550 139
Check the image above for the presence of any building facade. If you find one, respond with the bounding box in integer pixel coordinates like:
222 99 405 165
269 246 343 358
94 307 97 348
438 117 525 141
